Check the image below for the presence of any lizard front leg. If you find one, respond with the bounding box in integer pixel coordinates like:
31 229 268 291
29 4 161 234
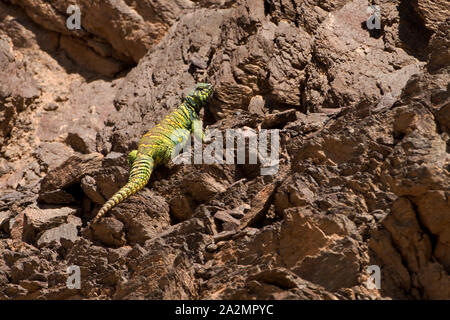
166 127 191 168
192 118 206 142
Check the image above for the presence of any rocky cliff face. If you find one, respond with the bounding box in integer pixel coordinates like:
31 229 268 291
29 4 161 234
0 0 448 300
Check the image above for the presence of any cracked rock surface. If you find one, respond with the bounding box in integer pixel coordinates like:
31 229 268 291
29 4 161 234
0 0 448 299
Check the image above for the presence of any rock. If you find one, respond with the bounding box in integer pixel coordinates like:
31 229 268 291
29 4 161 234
393 106 418 137
43 102 58 111
370 196 450 299
416 191 450 268
36 223 79 248
201 206 362 298
24 207 76 230
437 103 450 134
296 237 361 292
3 284 28 298
213 230 237 243
169 195 194 222
213 211 240 231
59 35 126 77
0 211 13 231
205 243 217 252
224 269 338 300
23 206 77 243
275 175 315 212
34 142 74 172
0 34 39 141
40 153 104 190
240 183 277 229
228 204 249 219
19 279 47 292
8 212 25 240
247 95 266 116
111 218 210 299
91 189 171 246
230 126 263 178
184 173 227 202
7 0 206 74
36 190 76 205
427 19 450 72
261 109 297 129
39 153 104 196
65 129 97 154
80 175 105 205
412 0 449 33
248 268 303 290
67 215 82 227
0 0 448 301
0 158 10 176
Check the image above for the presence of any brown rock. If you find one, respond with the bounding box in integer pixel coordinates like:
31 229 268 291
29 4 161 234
0 34 39 141
60 35 126 77
427 18 450 72
0 0 448 301
39 153 103 193
19 279 48 292
416 191 450 269
213 210 240 231
36 223 79 248
23 206 77 243
169 195 194 222
261 109 297 129
92 189 171 246
184 173 227 202
370 196 450 299
80 175 105 205
0 211 13 231
8 212 25 240
6 0 204 74
65 129 97 154
436 103 450 134
296 237 361 292
90 217 126 248
34 142 74 172
240 183 277 229
247 95 266 116
412 0 449 33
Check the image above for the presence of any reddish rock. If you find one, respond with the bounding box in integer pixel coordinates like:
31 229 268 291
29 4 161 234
36 223 79 248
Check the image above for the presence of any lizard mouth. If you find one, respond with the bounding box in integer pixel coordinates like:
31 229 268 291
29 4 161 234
196 82 213 89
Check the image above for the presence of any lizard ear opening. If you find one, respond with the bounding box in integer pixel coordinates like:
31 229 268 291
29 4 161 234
128 150 138 168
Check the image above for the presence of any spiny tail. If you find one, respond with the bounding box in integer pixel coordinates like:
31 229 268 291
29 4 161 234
90 155 154 226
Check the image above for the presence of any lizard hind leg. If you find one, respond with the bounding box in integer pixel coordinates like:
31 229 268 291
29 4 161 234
128 149 138 168
89 154 154 226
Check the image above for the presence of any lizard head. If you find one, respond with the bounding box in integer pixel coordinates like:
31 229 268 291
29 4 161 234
186 83 214 113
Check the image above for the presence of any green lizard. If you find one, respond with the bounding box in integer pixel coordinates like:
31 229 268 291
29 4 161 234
89 83 214 226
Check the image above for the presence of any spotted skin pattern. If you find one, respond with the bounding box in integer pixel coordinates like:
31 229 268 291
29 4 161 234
90 83 214 225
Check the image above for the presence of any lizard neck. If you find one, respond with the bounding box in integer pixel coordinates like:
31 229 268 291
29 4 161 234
184 96 202 115
181 102 200 122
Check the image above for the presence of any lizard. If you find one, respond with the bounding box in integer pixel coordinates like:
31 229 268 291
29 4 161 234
88 83 214 226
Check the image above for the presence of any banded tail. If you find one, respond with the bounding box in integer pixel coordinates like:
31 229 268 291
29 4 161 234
90 154 154 226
